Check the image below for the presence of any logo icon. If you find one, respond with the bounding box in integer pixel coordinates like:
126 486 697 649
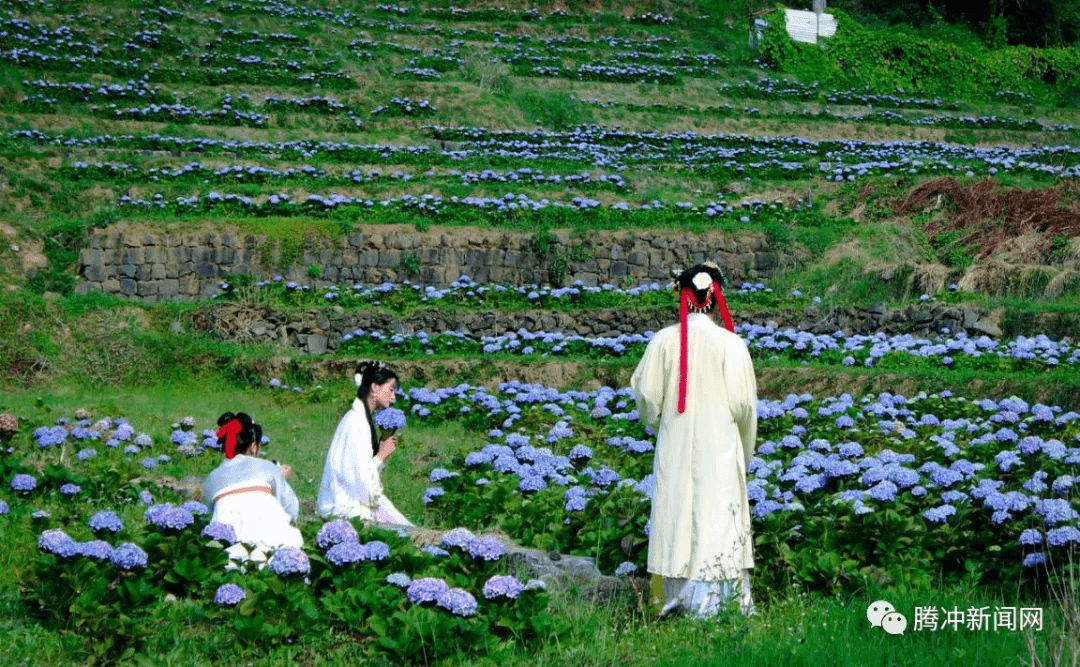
867 601 907 635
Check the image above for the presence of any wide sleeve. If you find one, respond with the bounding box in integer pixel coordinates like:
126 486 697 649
268 462 300 522
317 405 383 517
724 334 758 468
631 333 668 429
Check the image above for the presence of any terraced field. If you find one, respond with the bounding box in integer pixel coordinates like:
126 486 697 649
1 0 1080 664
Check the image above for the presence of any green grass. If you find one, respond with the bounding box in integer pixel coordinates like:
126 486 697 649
0 381 1075 666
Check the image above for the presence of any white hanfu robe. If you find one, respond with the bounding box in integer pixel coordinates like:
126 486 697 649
203 454 303 565
317 398 412 525
631 312 758 616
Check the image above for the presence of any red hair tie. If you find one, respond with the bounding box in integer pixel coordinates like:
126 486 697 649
216 419 242 459
678 281 735 414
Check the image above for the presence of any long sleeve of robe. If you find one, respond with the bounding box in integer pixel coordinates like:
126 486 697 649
203 454 299 522
631 313 758 581
317 398 384 519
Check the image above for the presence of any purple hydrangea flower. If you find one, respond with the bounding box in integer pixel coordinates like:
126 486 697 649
11 474 37 492
922 504 957 523
78 540 114 560
482 575 524 599
1046 526 1080 547
202 522 237 544
268 547 310 576
59 483 81 495
214 583 247 606
614 562 638 576
437 587 478 616
374 408 407 431
144 504 194 531
139 490 154 505
181 500 209 515
89 511 124 533
316 519 359 549
110 543 149 570
439 527 476 549
326 541 367 567
1018 529 1043 545
421 545 450 557
407 577 450 603
465 535 506 561
364 541 391 561
76 448 97 461
38 528 79 557
429 468 457 482
0 500 8 515
1023 552 1047 567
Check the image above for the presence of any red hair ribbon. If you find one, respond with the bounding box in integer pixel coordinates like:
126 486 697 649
216 419 242 459
678 281 735 414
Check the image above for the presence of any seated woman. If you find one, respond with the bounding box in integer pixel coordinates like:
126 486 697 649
203 412 302 565
317 361 412 525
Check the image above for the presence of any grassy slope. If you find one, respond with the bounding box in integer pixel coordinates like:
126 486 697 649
0 1 1079 664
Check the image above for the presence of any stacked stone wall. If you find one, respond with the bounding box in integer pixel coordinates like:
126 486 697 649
75 225 775 301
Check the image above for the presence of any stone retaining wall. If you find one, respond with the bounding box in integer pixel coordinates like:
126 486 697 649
213 302 1002 355
74 225 776 302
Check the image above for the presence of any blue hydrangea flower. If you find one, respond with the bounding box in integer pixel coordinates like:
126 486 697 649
421 545 450 557
614 562 638 576
1018 529 1043 545
482 575 524 599
386 572 411 588
38 528 79 557
10 474 36 492
79 540 114 560
268 547 310 576
110 543 149 570
0 500 8 515
326 541 367 567
1046 526 1080 547
181 500 208 515
374 408 407 431
439 527 476 549
423 487 445 504
921 504 957 523
437 587 478 616
316 519 358 549
406 577 450 603
202 522 237 544
59 483 81 495
214 583 247 607
76 448 97 461
363 541 391 561
1023 552 1047 567
89 511 124 533
429 468 457 482
465 536 506 561
144 504 194 531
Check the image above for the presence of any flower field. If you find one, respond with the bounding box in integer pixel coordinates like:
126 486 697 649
2 0 1080 663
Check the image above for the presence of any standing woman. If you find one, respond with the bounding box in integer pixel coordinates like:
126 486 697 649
203 412 302 564
631 263 758 617
317 361 412 525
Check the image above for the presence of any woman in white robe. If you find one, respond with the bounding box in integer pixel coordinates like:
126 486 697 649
631 264 758 617
203 413 302 565
317 361 412 525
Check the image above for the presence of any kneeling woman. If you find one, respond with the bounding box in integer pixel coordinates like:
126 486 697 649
317 361 412 525
203 413 302 563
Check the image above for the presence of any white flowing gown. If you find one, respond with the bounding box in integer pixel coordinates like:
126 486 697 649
317 398 412 525
631 313 758 615
203 454 303 563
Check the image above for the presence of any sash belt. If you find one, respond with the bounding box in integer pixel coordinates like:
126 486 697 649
213 484 273 503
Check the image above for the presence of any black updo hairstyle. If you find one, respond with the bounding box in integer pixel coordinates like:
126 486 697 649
354 361 400 456
676 263 725 313
216 411 263 456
